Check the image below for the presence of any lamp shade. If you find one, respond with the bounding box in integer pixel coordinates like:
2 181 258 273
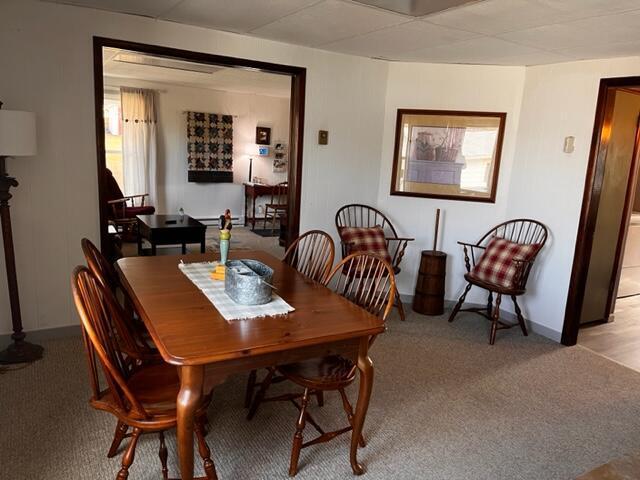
0 110 37 157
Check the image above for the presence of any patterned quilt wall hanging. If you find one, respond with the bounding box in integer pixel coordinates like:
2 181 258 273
186 111 233 183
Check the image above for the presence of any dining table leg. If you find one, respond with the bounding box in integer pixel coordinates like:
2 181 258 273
350 338 373 475
177 365 205 480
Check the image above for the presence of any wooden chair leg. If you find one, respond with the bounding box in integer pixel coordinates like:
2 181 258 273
448 283 472 323
316 390 324 407
512 295 528 336
195 418 218 480
289 388 310 477
339 388 365 448
158 431 169 480
490 293 502 345
487 292 493 317
395 290 406 321
264 207 270 230
247 368 275 420
245 369 257 408
108 421 128 458
116 427 141 480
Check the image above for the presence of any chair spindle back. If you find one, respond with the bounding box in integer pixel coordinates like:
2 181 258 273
335 204 398 239
81 238 119 292
478 219 548 248
325 252 396 320
283 230 335 283
72 266 146 417
271 181 288 206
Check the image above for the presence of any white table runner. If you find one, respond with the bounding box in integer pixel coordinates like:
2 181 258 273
178 261 295 321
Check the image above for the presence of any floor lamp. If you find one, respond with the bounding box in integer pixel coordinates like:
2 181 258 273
0 101 41 364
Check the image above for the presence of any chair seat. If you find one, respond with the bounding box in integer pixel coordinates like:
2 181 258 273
277 355 356 389
95 363 215 418
126 205 156 216
465 272 525 295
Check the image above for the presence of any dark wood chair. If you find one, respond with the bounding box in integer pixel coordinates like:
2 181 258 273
263 181 288 233
104 168 155 237
72 266 218 480
335 204 413 320
247 252 396 477
244 230 336 410
448 219 548 344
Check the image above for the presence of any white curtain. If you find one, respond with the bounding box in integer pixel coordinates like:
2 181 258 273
121 87 157 203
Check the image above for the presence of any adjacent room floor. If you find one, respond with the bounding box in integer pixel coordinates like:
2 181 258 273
2 310 640 479
579 295 640 372
121 225 284 259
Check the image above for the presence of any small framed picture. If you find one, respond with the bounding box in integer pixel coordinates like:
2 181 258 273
390 109 506 203
256 126 271 145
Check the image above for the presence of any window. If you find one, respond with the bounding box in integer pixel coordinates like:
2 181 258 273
103 96 124 189
460 128 498 192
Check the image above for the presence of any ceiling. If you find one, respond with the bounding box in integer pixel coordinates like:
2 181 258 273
103 48 292 97
44 0 640 66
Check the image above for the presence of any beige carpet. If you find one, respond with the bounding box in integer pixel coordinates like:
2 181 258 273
2 310 640 479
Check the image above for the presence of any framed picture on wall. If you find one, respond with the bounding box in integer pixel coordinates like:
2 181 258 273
256 126 271 145
390 109 506 202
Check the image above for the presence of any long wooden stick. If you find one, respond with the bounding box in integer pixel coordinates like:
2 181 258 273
433 208 440 252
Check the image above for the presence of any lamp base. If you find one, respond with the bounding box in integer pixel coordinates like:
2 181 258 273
0 340 43 364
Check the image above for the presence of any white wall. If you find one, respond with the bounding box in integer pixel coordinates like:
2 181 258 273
0 0 388 335
377 62 526 309
507 56 640 337
105 76 290 220
4 0 640 341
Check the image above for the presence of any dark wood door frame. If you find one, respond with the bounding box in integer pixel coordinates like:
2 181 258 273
92 36 306 256
562 76 640 346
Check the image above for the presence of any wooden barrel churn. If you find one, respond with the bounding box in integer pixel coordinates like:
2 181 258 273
413 250 447 315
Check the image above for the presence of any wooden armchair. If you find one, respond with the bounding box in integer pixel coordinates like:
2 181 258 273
335 204 413 320
448 219 548 344
263 181 288 233
104 168 155 234
71 266 217 479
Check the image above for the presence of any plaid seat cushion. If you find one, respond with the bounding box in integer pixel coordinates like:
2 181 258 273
470 237 541 289
338 226 393 265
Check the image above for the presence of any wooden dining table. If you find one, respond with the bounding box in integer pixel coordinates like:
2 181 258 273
115 250 385 479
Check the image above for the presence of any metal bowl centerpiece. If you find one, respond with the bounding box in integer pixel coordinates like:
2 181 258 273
225 259 274 305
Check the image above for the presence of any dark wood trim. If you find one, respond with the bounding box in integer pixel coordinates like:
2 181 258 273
389 108 506 203
92 36 306 254
93 38 109 257
287 70 306 247
562 76 640 346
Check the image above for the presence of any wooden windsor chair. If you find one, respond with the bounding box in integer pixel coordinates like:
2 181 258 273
335 204 413 320
244 230 336 413
81 238 155 354
72 266 218 480
247 252 396 477
81 238 163 458
448 219 548 344
263 181 288 233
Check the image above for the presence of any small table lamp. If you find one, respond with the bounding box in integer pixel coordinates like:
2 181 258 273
0 101 42 364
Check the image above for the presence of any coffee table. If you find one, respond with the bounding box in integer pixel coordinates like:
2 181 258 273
137 214 206 256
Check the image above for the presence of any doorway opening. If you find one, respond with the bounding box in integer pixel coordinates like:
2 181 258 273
93 37 305 259
563 77 640 368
